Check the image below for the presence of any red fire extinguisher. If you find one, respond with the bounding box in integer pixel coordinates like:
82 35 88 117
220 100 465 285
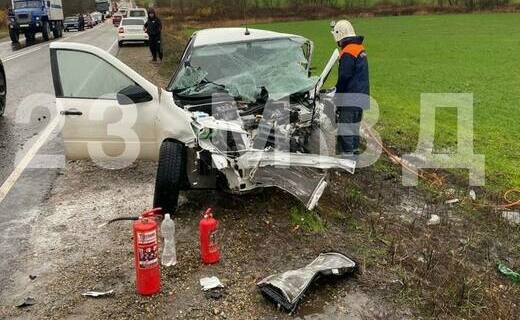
133 208 162 296
199 208 220 264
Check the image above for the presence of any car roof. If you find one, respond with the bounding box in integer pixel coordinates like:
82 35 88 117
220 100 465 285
192 28 306 47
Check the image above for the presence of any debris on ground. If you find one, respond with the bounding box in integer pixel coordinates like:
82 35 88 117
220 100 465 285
257 252 357 313
15 297 36 308
204 288 225 300
427 214 441 226
445 199 460 205
29 274 37 280
497 262 520 282
81 290 115 298
199 276 224 291
501 211 520 226
469 190 477 201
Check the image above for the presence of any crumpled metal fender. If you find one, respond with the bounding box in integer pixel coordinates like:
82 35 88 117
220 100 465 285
257 252 357 313
155 90 197 147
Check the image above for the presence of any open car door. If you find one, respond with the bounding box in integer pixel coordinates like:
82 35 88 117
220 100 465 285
50 42 159 162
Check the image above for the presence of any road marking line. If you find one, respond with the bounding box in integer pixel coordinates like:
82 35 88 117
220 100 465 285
107 38 119 55
0 24 116 204
4 45 44 62
0 115 61 204
2 24 105 61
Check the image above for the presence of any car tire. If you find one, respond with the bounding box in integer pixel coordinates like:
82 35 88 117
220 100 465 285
9 28 19 44
0 62 6 117
53 22 61 38
153 140 187 215
24 31 32 43
42 21 50 41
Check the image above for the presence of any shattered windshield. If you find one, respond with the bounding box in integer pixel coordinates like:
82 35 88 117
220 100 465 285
169 38 316 102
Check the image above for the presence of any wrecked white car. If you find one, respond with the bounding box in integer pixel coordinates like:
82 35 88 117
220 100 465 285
50 28 354 213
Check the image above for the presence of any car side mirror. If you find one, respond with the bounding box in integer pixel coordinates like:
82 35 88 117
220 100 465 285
117 85 153 105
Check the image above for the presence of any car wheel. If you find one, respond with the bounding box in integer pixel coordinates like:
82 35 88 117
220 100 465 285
0 62 6 117
9 28 19 44
153 140 187 215
42 21 50 41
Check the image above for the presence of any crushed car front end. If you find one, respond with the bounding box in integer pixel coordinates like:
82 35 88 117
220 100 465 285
166 28 354 210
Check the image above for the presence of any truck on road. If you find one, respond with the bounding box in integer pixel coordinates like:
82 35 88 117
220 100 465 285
95 0 110 14
8 0 64 44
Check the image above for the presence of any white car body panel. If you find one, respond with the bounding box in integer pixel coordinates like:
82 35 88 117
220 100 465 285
192 28 307 47
118 21 148 43
50 42 194 160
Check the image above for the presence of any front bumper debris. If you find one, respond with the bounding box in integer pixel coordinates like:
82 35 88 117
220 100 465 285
257 252 357 313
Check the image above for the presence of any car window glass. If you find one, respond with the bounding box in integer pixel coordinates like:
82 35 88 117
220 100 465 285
129 11 145 17
123 19 144 26
57 50 135 99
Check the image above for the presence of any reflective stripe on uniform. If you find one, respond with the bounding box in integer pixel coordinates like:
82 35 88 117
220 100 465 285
340 44 365 58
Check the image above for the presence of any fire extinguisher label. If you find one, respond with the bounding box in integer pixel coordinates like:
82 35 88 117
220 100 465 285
137 231 157 245
209 230 218 253
137 231 159 269
138 245 158 268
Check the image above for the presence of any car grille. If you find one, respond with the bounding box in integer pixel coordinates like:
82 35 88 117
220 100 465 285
16 13 31 24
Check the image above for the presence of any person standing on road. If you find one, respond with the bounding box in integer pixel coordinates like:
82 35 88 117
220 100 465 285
144 8 163 62
331 20 370 159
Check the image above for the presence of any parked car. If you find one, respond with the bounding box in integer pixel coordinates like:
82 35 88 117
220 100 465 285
49 28 353 214
0 60 5 117
118 18 148 47
84 14 94 28
127 8 147 21
112 13 122 27
63 16 80 31
118 9 128 18
91 12 103 24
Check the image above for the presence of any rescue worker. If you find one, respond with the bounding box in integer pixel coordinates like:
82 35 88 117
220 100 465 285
144 8 163 62
331 20 370 158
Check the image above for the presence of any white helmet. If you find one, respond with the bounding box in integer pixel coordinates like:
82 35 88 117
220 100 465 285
331 20 356 43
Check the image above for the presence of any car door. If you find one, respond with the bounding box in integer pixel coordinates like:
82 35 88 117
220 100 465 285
50 42 159 162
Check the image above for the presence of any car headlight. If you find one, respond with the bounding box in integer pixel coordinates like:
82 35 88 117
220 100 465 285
35 17 40 20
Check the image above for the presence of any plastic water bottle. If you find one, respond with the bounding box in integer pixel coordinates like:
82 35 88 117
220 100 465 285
161 214 177 267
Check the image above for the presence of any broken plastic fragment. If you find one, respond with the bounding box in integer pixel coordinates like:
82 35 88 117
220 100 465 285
427 214 440 226
497 262 520 282
200 276 224 291
15 297 35 308
257 252 357 313
81 290 115 298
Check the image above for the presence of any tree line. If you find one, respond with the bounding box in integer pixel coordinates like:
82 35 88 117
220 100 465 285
151 0 515 18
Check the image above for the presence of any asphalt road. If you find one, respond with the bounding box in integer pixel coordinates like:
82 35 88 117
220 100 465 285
0 21 119 296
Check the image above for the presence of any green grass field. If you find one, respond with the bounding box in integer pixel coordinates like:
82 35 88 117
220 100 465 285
254 13 520 193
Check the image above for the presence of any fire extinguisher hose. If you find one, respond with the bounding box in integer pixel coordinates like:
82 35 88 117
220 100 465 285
107 217 139 224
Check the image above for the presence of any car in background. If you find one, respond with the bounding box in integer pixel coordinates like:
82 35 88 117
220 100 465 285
0 60 5 117
128 8 147 21
63 16 80 32
112 13 122 27
84 15 94 28
90 12 102 25
118 18 148 47
119 9 128 17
